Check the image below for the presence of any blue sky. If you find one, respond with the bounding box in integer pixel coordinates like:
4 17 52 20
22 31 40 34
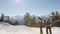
0 0 60 17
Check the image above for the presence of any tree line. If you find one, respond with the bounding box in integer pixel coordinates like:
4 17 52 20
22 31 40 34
0 14 19 25
0 11 60 27
24 11 60 27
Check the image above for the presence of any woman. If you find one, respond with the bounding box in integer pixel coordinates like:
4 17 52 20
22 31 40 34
46 18 52 34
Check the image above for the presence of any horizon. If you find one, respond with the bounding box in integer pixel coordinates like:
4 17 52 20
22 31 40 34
0 0 60 17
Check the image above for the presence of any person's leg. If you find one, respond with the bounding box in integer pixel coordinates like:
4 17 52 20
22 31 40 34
46 27 48 34
40 28 43 34
49 27 52 34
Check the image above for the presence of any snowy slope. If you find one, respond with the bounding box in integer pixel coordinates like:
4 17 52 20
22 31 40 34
0 22 12 28
0 22 40 34
0 25 40 34
41 27 60 34
0 22 60 34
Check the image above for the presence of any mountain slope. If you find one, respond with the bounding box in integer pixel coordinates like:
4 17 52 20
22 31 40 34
10 15 24 25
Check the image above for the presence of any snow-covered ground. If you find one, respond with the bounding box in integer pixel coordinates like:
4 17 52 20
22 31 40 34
0 22 40 34
0 25 40 34
0 22 60 34
42 27 60 34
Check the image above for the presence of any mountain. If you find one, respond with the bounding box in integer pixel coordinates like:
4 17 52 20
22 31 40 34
41 15 49 20
10 15 49 25
11 15 23 20
10 15 24 25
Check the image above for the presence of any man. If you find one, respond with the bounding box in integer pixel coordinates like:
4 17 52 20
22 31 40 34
38 17 43 34
46 18 52 34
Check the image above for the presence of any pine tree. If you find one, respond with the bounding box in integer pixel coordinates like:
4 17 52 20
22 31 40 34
24 12 31 26
14 20 19 25
51 11 59 26
51 11 59 22
30 15 36 27
0 14 4 22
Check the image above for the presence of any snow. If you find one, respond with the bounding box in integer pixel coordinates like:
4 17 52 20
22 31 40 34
0 22 40 34
41 27 60 34
0 22 12 28
0 22 60 34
